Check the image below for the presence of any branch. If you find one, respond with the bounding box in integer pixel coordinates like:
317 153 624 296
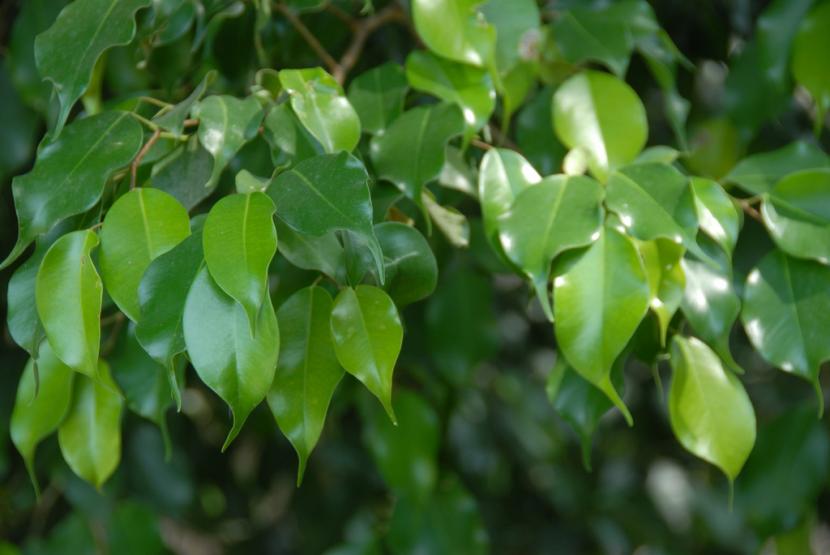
275 3 340 76
131 128 161 189
333 3 408 84
739 198 763 223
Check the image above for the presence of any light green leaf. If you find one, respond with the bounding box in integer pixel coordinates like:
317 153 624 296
552 70 648 182
153 70 215 135
330 285 402 423
669 336 755 481
1 111 143 270
183 267 280 449
58 361 123 489
193 95 262 188
498 175 604 320
34 0 150 136
792 2 830 131
411 0 495 68
553 225 650 423
725 141 830 196
691 177 741 258
35 230 103 377
100 188 191 321
375 222 437 307
422 192 470 248
11 342 75 491
203 192 277 328
347 62 408 135
279 67 361 153
268 286 344 485
637 238 685 346
742 249 830 409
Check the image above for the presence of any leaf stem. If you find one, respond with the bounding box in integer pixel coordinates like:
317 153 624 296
131 128 162 189
333 3 408 84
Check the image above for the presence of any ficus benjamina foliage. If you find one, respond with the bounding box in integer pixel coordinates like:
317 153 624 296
1 0 829 553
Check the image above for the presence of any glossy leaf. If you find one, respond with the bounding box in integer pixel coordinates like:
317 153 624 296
479 0 540 74
203 193 277 327
35 230 103 377
375 222 437 307
275 218 343 280
183 267 279 449
552 71 648 181
58 362 124 488
151 136 216 210
100 188 191 321
1 111 143 269
553 225 650 423
638 238 685 346
792 2 830 129
261 102 323 168
422 193 470 248
691 177 741 258
330 285 402 423
34 0 150 136
153 70 215 135
347 62 408 135
411 0 495 68
725 141 830 196
669 336 756 481
267 286 343 484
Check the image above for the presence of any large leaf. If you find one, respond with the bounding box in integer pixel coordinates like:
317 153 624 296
203 192 277 328
267 286 343 485
58 362 124 488
279 68 361 154
411 0 495 68
375 222 437 307
669 336 756 481
1 111 143 270
552 225 650 423
552 71 647 182
498 175 604 320
100 188 191 321
330 285 402 423
742 249 830 408
791 2 830 130
35 230 103 377
183 267 280 449
346 62 408 135
34 0 150 136
725 141 830 196
11 342 75 490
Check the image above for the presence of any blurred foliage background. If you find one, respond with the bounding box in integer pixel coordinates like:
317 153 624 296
1 0 830 554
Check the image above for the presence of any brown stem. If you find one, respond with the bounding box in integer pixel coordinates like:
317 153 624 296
739 199 763 223
470 138 493 151
275 3 340 75
333 3 408 84
183 118 200 128
130 128 161 189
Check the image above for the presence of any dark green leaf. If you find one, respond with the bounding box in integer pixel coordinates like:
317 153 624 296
347 62 408 135
375 222 437 307
153 70 215 135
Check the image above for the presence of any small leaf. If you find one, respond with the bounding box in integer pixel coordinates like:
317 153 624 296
1 111 143 270
411 0 495 68
267 286 344 485
153 70 215 135
183 267 279 449
553 225 650 423
203 192 277 328
330 285 402 423
422 192 470 248
691 177 741 258
34 0 151 136
669 336 756 481
11 342 75 491
7 241 49 358
279 67 361 153
35 230 103 377
725 141 830 196
58 361 124 489
100 188 191 321
375 222 438 307
275 218 344 280
553 71 648 182
261 103 323 168
347 62 408 135
637 238 685 346
151 136 216 210
792 2 830 131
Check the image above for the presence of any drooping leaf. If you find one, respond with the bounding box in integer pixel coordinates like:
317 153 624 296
182 267 279 449
552 70 648 182
725 140 830 196
375 222 437 307
637 238 685 346
267 286 344 485
1 111 143 269
153 70 215 135
552 225 650 423
203 192 277 328
347 62 409 135
330 285 402 423
35 230 103 377
498 175 604 320
279 67 361 153
151 136 216 210
668 336 756 481
691 177 741 259
791 2 830 130
58 362 124 489
411 0 495 68
100 188 191 321
34 0 151 136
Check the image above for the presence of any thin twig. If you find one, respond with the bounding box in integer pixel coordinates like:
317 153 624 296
183 118 200 128
333 3 407 84
275 2 340 75
471 138 493 151
131 128 161 189
739 199 763 223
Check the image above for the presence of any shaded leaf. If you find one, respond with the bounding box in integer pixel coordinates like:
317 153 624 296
375 222 437 307
347 62 408 135
792 2 830 130
151 136 216 210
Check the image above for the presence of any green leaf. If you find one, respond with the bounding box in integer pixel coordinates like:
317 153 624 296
375 222 437 307
151 136 216 210
637 238 685 346
34 0 151 137
552 71 648 182
203 192 277 328
193 95 262 188
58 361 124 489
35 230 103 377
330 285 402 423
552 4 635 77
411 0 495 68
261 103 323 169
742 249 830 409
347 62 408 135
153 70 215 135
100 188 191 321
479 0 540 74
275 218 344 280
370 103 465 204
405 50 495 136
269 152 384 282
183 267 280 450
11 342 75 490
791 2 830 131
516 87 565 175
1 111 143 270
0 61 38 184
422 192 470 248
725 140 830 196
668 336 756 481
279 68 361 153
267 286 344 485
553 225 650 423
691 177 741 259
7 241 49 358
498 175 604 320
